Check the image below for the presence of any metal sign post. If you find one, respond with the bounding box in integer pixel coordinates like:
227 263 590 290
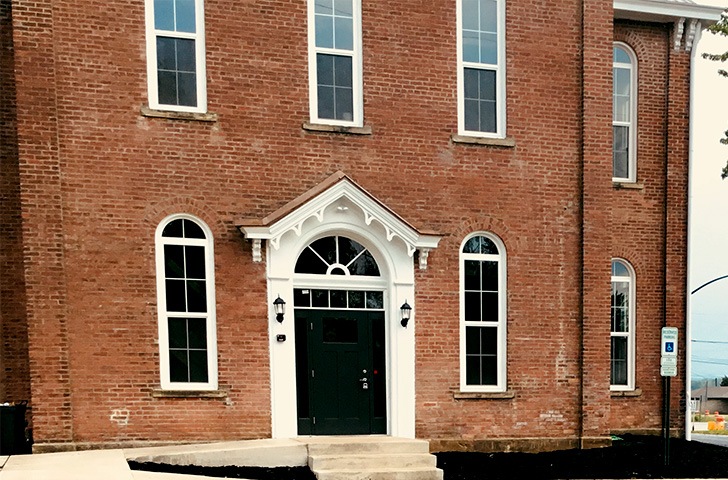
660 327 678 467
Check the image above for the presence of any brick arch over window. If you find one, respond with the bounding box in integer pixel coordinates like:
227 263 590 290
143 197 226 238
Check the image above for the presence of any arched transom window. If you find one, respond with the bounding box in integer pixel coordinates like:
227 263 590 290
295 235 380 276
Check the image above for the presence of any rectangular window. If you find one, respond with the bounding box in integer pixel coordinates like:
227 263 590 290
457 0 505 138
308 0 362 126
611 260 635 390
146 0 207 113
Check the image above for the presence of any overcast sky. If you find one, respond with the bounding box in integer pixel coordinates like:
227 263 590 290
688 10 728 382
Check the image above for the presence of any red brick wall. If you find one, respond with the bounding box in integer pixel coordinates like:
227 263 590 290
0 0 32 414
6 0 692 448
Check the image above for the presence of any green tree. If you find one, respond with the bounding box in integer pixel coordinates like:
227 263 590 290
702 12 728 178
721 375 728 387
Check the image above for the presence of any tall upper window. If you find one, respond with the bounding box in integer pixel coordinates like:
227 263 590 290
155 215 217 390
145 0 207 113
613 43 637 182
457 0 506 138
460 233 507 392
611 259 635 390
307 0 363 126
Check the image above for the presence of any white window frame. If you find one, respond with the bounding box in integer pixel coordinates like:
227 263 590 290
459 232 507 392
610 258 635 391
145 0 207 113
307 0 363 127
612 42 637 183
155 214 218 391
456 0 507 138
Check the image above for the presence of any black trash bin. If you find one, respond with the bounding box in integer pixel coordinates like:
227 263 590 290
0 402 29 455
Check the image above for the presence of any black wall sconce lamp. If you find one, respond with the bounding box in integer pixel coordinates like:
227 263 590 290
400 300 412 328
273 295 286 323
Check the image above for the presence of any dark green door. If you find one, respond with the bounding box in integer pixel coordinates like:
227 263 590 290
295 309 386 435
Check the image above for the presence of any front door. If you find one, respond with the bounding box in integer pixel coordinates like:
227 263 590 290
295 309 386 434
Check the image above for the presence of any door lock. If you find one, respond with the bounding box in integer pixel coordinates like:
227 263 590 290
359 377 368 390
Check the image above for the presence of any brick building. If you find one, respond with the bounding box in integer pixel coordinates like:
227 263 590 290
0 0 724 452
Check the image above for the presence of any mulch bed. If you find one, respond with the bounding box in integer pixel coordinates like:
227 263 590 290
129 434 728 479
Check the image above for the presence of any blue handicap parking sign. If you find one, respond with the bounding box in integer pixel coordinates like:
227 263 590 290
665 342 674 353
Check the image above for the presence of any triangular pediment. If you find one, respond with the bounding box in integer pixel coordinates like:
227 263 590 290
236 171 441 268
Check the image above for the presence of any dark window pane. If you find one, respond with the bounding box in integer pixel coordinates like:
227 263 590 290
162 219 183 237
187 318 207 349
317 54 334 86
166 279 186 312
188 350 209 382
311 236 337 265
466 326 480 354
463 68 479 99
348 290 364 308
611 336 628 385
463 236 481 253
318 86 335 119
185 245 206 279
186 279 207 312
338 236 365 266
464 260 480 291
294 288 311 307
312 289 329 308
330 266 346 275
157 37 176 70
480 356 497 385
464 292 481 321
480 99 496 133
164 245 185 278
330 290 347 308
613 126 629 178
169 349 188 382
348 251 380 276
481 237 498 254
466 356 480 385
183 219 205 239
157 71 177 105
168 317 187 348
482 292 498 321
177 72 197 107
464 99 479 132
366 291 384 309
175 0 196 33
176 39 196 72
295 247 328 274
335 55 353 84
482 261 498 291
335 87 353 121
481 327 497 354
323 317 358 343
154 0 175 30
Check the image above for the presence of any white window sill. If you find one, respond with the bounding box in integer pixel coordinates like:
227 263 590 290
613 182 644 190
141 106 218 122
610 387 642 398
451 134 516 147
302 122 372 135
453 390 515 400
151 388 227 398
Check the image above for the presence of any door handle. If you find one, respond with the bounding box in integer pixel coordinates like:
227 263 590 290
359 377 368 382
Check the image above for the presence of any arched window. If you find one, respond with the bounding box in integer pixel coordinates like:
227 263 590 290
295 235 380 276
611 259 635 390
613 43 637 182
460 233 507 391
155 215 217 390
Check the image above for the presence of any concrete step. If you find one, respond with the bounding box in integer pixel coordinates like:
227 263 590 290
309 453 437 470
314 467 444 480
306 438 430 456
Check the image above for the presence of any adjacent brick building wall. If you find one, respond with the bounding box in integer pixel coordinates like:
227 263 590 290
2 0 703 450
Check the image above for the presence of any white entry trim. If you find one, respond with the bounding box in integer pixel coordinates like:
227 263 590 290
238 173 441 439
